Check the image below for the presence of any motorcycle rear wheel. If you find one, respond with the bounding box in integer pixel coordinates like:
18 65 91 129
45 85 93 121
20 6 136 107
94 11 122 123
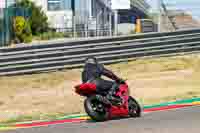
128 96 141 117
84 95 109 122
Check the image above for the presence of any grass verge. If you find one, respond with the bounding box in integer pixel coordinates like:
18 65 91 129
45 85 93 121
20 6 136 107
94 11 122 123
1 54 200 124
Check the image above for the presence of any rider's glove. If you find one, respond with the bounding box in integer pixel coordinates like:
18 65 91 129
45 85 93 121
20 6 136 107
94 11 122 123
116 78 126 84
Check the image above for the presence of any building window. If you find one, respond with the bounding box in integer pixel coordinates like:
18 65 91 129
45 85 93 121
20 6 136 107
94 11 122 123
0 0 16 8
75 0 92 17
48 0 61 11
48 0 71 11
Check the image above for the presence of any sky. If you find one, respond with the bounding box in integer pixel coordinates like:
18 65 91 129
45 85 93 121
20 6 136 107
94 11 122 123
111 0 200 19
145 0 200 19
111 0 131 10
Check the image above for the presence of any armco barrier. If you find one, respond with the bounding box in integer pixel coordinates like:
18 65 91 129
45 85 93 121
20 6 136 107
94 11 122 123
0 28 200 76
1 32 200 57
1 36 200 67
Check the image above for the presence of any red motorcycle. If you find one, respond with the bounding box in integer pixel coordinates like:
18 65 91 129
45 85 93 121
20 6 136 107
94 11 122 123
75 80 141 121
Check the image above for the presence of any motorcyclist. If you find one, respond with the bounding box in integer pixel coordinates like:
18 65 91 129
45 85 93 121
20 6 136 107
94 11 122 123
82 56 123 104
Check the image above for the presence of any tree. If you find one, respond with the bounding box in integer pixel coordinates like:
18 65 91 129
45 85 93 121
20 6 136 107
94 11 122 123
15 0 49 35
13 16 32 43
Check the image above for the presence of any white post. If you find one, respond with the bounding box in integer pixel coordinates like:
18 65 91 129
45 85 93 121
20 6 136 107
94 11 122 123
96 15 98 36
114 10 118 35
109 12 112 36
158 0 162 32
72 15 76 38
96 11 102 36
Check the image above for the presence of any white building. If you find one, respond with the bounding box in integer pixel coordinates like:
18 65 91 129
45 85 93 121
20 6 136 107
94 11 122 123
111 0 150 34
1 0 112 30
29 0 72 29
0 0 16 8
0 0 5 8
31 0 112 30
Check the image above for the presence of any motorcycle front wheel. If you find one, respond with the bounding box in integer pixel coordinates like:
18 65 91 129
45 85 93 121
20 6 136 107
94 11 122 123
84 95 109 122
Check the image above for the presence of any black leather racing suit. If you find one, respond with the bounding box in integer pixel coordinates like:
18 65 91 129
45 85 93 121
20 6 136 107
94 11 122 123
82 62 121 95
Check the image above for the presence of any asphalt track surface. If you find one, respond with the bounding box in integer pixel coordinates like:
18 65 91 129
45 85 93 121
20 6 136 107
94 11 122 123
3 106 200 133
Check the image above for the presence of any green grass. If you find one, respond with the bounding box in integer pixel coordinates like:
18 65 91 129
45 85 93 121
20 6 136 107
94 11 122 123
0 112 83 125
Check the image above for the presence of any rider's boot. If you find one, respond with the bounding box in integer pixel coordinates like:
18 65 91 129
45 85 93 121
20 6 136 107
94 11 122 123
106 84 122 106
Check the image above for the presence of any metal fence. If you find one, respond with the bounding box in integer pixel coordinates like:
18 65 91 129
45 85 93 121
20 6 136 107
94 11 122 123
54 27 112 38
0 7 30 47
0 8 9 47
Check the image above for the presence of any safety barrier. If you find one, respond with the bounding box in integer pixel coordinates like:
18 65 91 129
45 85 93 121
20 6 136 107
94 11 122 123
1 28 200 76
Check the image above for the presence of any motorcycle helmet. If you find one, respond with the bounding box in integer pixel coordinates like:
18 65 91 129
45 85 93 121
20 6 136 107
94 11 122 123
85 56 98 65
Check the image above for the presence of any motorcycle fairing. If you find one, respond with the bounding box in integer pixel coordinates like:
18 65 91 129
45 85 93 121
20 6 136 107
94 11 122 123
109 84 129 118
75 83 97 96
